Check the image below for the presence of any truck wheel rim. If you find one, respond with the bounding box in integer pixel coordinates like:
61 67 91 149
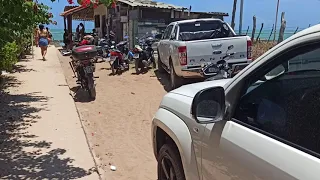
160 155 177 180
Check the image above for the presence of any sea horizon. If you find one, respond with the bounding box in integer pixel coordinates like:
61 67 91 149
50 27 306 42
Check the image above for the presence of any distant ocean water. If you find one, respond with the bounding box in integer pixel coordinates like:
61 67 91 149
50 28 303 42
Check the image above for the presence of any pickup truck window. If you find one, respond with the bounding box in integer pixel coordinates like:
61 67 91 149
172 26 178 39
233 43 320 155
163 25 174 39
178 20 234 41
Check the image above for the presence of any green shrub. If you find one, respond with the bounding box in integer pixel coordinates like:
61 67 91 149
0 42 19 71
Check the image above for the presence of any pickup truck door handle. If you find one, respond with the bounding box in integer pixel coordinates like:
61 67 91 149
211 43 222 48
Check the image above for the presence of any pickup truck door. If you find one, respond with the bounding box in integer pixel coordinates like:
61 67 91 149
158 24 174 67
200 43 320 180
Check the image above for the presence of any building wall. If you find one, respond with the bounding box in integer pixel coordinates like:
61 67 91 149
94 4 108 38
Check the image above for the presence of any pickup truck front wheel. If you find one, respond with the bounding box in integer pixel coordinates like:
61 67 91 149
170 63 184 90
157 144 185 180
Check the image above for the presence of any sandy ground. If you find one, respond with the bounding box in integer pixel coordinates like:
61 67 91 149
57 50 170 180
0 46 99 179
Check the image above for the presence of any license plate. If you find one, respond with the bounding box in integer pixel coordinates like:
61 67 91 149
204 65 219 75
84 66 93 74
133 54 139 58
110 56 117 61
208 67 219 73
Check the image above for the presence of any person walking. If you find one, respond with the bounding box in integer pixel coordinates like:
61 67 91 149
46 27 53 45
63 29 70 49
76 25 80 41
35 24 49 60
79 23 85 40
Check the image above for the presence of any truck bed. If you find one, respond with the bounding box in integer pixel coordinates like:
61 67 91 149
185 36 250 67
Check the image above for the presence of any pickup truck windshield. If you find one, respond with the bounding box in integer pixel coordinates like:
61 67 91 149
178 20 234 41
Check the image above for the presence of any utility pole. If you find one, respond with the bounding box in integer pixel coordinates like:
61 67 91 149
273 0 280 41
239 0 244 34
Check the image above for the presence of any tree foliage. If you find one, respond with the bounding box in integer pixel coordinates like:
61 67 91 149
0 0 52 71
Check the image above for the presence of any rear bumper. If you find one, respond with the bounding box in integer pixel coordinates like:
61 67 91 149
179 60 252 78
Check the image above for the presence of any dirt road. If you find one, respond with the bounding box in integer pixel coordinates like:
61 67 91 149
58 51 170 180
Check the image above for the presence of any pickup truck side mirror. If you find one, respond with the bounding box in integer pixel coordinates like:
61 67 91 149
191 87 225 124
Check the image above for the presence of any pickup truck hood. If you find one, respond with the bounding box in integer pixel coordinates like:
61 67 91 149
171 79 232 98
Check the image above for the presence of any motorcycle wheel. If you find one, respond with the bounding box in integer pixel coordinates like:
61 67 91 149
125 59 130 70
135 58 140 74
86 75 96 100
151 55 156 69
110 61 115 75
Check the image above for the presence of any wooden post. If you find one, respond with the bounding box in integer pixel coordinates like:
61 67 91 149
273 0 280 41
231 0 237 29
278 12 286 43
251 16 256 42
294 27 299 34
256 23 264 42
239 0 244 34
268 24 274 42
64 17 66 30
245 26 249 35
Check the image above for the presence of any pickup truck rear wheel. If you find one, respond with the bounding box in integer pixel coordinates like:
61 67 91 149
157 51 166 73
157 144 185 180
170 63 184 90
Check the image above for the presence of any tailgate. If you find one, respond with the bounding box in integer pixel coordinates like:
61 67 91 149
186 37 249 66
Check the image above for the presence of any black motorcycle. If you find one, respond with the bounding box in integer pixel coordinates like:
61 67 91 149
96 38 110 59
133 36 156 74
202 53 250 81
202 45 249 81
70 45 97 99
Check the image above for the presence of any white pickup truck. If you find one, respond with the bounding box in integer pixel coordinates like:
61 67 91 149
152 25 320 180
157 18 252 90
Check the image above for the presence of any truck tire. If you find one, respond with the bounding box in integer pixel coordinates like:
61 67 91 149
157 144 185 180
170 62 184 90
157 50 165 73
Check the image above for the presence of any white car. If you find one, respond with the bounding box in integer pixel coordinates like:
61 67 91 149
151 24 320 180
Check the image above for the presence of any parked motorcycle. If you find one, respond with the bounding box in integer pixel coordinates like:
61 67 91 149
69 45 97 99
96 38 110 59
133 36 156 74
108 41 130 75
201 45 249 81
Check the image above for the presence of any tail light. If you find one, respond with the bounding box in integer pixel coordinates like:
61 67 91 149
178 46 187 65
247 40 252 60
81 60 90 65
110 51 119 56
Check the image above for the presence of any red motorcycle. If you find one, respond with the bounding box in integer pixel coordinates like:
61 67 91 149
108 41 130 75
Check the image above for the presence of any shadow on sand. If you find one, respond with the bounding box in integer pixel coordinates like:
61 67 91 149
69 85 95 103
0 75 95 179
153 69 171 92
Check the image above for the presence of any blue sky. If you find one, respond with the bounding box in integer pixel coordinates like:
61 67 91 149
44 0 320 31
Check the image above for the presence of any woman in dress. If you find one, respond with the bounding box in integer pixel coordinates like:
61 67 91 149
36 24 49 60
